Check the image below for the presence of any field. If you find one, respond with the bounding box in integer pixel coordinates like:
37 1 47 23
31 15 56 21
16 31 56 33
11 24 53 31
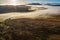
0 5 60 40
0 17 60 40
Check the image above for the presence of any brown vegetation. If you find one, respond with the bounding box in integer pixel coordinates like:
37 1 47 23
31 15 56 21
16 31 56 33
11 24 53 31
0 18 60 40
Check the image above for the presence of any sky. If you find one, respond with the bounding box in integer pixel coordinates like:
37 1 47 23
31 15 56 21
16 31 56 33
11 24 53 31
0 0 60 3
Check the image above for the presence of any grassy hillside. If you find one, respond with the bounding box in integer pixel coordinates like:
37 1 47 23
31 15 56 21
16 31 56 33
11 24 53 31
0 17 60 40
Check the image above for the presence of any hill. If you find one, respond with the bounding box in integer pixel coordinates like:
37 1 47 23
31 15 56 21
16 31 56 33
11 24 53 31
0 17 60 40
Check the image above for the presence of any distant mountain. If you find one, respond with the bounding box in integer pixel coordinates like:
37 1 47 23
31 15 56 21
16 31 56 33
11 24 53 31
27 3 60 6
45 3 60 6
27 3 42 5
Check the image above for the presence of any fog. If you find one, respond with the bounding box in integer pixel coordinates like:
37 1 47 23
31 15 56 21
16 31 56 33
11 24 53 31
0 5 60 21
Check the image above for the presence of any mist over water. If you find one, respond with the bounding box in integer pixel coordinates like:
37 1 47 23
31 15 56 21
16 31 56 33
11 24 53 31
0 5 60 22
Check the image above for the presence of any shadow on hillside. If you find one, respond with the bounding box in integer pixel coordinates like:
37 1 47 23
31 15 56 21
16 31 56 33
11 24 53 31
0 5 36 14
0 10 35 14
